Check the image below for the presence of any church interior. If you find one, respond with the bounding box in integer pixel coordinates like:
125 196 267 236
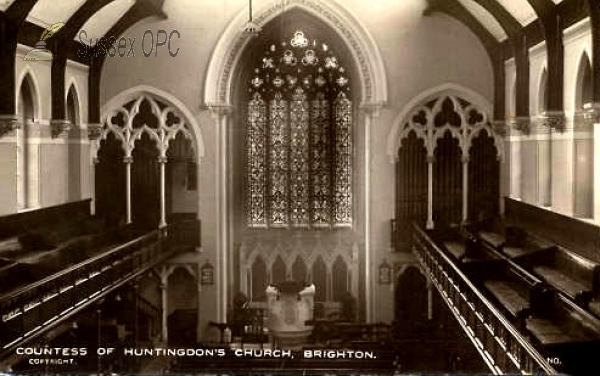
0 0 599 374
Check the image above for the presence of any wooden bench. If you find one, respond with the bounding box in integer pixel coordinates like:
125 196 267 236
441 228 500 264
526 293 600 346
468 259 548 325
514 246 600 305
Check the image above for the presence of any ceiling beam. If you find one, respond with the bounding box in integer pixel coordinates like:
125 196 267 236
423 0 505 120
526 0 564 117
88 0 166 124
0 0 39 117
471 0 529 119
586 0 600 104
51 0 118 123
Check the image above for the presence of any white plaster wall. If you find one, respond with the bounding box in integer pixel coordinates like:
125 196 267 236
563 18 592 113
528 42 547 116
15 44 52 121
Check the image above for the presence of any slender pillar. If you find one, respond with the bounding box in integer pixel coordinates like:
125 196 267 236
160 282 168 342
427 279 433 320
360 103 382 323
462 155 469 223
209 105 232 323
426 155 434 229
158 156 167 228
124 156 133 224
88 124 103 215
590 105 600 223
595 122 600 223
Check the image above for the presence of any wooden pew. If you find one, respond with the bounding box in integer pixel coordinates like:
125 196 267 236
525 293 600 374
466 259 549 327
514 246 600 306
436 227 499 264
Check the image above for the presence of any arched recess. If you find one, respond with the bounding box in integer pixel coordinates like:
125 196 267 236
388 84 503 230
96 86 204 229
395 266 428 334
221 1 379 322
538 68 548 114
67 84 82 202
16 73 39 210
573 52 594 218
575 52 593 110
537 67 551 208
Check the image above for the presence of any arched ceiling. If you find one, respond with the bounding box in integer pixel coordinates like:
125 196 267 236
0 0 590 61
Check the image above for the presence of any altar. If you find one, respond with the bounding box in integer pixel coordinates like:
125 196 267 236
266 282 315 349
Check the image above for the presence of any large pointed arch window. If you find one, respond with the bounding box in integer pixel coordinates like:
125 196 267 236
246 30 353 228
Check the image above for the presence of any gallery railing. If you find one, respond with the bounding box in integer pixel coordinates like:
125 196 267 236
0 225 178 357
411 223 557 375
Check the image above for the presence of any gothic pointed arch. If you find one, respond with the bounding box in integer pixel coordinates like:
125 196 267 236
100 85 205 161
204 0 387 108
575 51 593 110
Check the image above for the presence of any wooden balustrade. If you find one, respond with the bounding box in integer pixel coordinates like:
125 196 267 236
411 223 556 375
0 224 179 357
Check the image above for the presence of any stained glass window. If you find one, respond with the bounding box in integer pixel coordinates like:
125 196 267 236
246 30 353 227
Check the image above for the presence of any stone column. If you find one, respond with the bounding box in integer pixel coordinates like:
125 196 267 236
426 155 434 229
158 156 168 228
462 155 469 223
208 104 232 323
124 156 133 224
585 104 600 222
160 282 168 342
88 124 103 215
359 102 382 323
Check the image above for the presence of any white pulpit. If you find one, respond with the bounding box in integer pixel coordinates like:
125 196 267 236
266 282 315 349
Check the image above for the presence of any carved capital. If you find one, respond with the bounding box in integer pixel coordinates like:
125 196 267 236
50 119 71 139
206 103 233 121
359 101 384 117
510 117 531 135
87 123 103 140
157 156 168 164
123 156 133 164
0 115 20 137
540 111 566 132
491 120 507 137
583 102 600 126
461 155 470 164
426 155 435 164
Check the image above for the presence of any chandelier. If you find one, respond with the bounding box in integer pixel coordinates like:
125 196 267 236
243 0 262 37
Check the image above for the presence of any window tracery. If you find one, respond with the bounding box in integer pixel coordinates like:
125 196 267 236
246 30 353 228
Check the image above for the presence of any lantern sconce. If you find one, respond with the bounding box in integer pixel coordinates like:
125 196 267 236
378 259 392 285
201 261 214 285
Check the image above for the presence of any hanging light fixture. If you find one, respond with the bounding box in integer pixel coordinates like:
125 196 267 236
243 0 262 37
